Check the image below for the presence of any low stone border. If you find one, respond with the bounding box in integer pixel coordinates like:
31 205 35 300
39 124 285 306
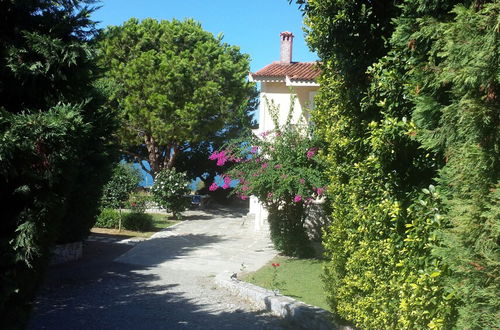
215 271 354 330
50 241 83 265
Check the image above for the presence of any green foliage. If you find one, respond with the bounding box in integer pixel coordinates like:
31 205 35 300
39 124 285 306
101 163 141 209
151 168 191 219
98 18 256 174
300 0 499 328
0 1 116 325
95 209 153 232
127 191 150 214
95 208 121 229
122 212 153 232
394 3 500 328
210 99 327 257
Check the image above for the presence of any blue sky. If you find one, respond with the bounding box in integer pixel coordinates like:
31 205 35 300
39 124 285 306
91 0 318 73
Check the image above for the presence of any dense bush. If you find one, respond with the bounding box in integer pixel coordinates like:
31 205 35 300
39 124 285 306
95 209 153 232
151 168 191 219
101 163 142 209
95 208 121 229
0 1 116 326
122 213 153 232
209 99 327 257
298 0 499 328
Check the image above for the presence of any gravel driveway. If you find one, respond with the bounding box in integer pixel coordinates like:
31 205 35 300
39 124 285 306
28 207 287 329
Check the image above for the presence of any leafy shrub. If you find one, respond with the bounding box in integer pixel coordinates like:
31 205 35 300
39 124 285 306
95 208 120 229
122 213 153 232
151 168 190 219
209 98 327 257
101 163 141 209
127 191 150 213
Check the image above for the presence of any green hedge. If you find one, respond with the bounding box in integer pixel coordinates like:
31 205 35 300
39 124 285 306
95 209 153 232
299 0 499 328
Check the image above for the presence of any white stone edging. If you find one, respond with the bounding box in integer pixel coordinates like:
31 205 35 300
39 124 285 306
215 271 354 330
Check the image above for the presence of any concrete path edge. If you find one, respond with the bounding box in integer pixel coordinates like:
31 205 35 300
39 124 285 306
215 271 355 330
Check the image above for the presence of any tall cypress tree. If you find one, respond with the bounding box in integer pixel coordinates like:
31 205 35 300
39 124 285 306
395 2 499 328
0 1 116 326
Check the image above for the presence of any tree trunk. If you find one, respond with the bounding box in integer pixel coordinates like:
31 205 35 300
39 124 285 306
144 134 161 174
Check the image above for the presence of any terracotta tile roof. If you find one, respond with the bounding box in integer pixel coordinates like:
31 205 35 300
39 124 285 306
251 61 321 81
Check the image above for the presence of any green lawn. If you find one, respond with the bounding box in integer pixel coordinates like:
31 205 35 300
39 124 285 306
149 212 178 230
92 212 178 238
241 256 331 311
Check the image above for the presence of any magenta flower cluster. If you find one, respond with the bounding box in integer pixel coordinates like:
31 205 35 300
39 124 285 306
209 150 228 166
208 144 325 202
307 147 318 159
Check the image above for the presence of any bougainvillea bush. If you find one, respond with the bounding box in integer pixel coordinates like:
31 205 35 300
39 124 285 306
151 168 190 219
210 101 327 257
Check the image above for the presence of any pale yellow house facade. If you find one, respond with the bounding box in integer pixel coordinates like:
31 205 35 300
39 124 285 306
248 32 321 230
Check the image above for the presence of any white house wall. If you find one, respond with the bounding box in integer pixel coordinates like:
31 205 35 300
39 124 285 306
256 82 318 135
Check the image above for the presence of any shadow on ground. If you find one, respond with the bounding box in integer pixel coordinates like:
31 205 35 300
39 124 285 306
186 204 249 219
114 233 225 267
28 237 284 330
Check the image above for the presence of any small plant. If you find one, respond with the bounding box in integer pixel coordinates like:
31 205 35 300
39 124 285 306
151 168 191 219
100 162 141 230
270 262 285 295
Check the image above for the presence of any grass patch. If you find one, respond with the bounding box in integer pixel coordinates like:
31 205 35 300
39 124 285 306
92 212 178 238
242 256 330 311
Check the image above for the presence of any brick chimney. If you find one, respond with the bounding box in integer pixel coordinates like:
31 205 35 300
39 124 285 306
280 31 294 64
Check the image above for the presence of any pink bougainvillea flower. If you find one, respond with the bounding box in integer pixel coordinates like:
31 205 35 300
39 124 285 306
299 178 305 184
242 185 249 191
274 164 282 169
261 162 268 169
267 192 273 199
250 146 258 154
240 195 248 200
260 130 271 137
293 195 302 203
209 150 229 166
221 176 232 189
216 151 228 166
316 187 325 195
209 182 218 191
307 147 318 159
209 151 218 160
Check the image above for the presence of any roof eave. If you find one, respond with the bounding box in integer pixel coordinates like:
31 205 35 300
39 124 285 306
285 76 320 87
